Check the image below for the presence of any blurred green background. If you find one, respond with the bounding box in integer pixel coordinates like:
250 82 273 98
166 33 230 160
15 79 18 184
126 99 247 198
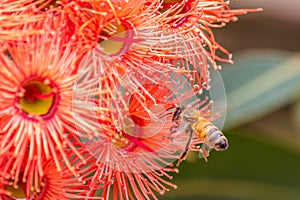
162 1 300 200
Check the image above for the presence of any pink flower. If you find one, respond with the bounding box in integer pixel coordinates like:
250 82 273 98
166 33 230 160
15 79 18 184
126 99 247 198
0 1 261 199
0 20 84 188
0 147 96 199
72 51 211 199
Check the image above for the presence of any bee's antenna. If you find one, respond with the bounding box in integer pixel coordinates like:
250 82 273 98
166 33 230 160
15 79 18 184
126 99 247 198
158 104 178 119
166 103 179 111
159 111 173 119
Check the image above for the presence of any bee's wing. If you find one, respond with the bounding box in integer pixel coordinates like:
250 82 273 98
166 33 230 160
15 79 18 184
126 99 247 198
179 123 194 134
169 122 189 137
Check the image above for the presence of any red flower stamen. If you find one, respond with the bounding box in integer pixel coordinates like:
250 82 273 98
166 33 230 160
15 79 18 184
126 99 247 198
120 130 155 153
160 0 194 28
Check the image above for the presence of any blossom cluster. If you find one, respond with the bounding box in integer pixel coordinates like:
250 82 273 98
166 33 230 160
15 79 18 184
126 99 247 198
0 1 260 199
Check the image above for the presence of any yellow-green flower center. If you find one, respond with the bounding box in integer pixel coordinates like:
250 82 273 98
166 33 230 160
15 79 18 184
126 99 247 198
5 184 26 199
3 176 45 199
99 20 137 56
19 79 57 118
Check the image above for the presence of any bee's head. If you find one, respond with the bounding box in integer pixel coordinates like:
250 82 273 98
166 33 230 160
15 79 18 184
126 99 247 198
214 137 229 151
172 106 183 121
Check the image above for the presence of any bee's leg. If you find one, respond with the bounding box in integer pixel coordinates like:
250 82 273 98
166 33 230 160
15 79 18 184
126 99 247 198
176 127 193 166
199 144 210 162
163 124 179 141
170 125 179 134
176 151 187 167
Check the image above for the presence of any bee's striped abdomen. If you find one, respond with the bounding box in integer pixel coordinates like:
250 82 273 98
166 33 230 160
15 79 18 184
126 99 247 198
193 118 228 151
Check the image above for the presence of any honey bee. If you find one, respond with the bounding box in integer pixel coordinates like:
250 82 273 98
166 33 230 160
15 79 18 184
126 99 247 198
169 106 228 164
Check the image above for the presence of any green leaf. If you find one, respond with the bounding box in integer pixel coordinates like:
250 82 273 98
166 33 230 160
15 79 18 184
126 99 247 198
221 49 300 130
